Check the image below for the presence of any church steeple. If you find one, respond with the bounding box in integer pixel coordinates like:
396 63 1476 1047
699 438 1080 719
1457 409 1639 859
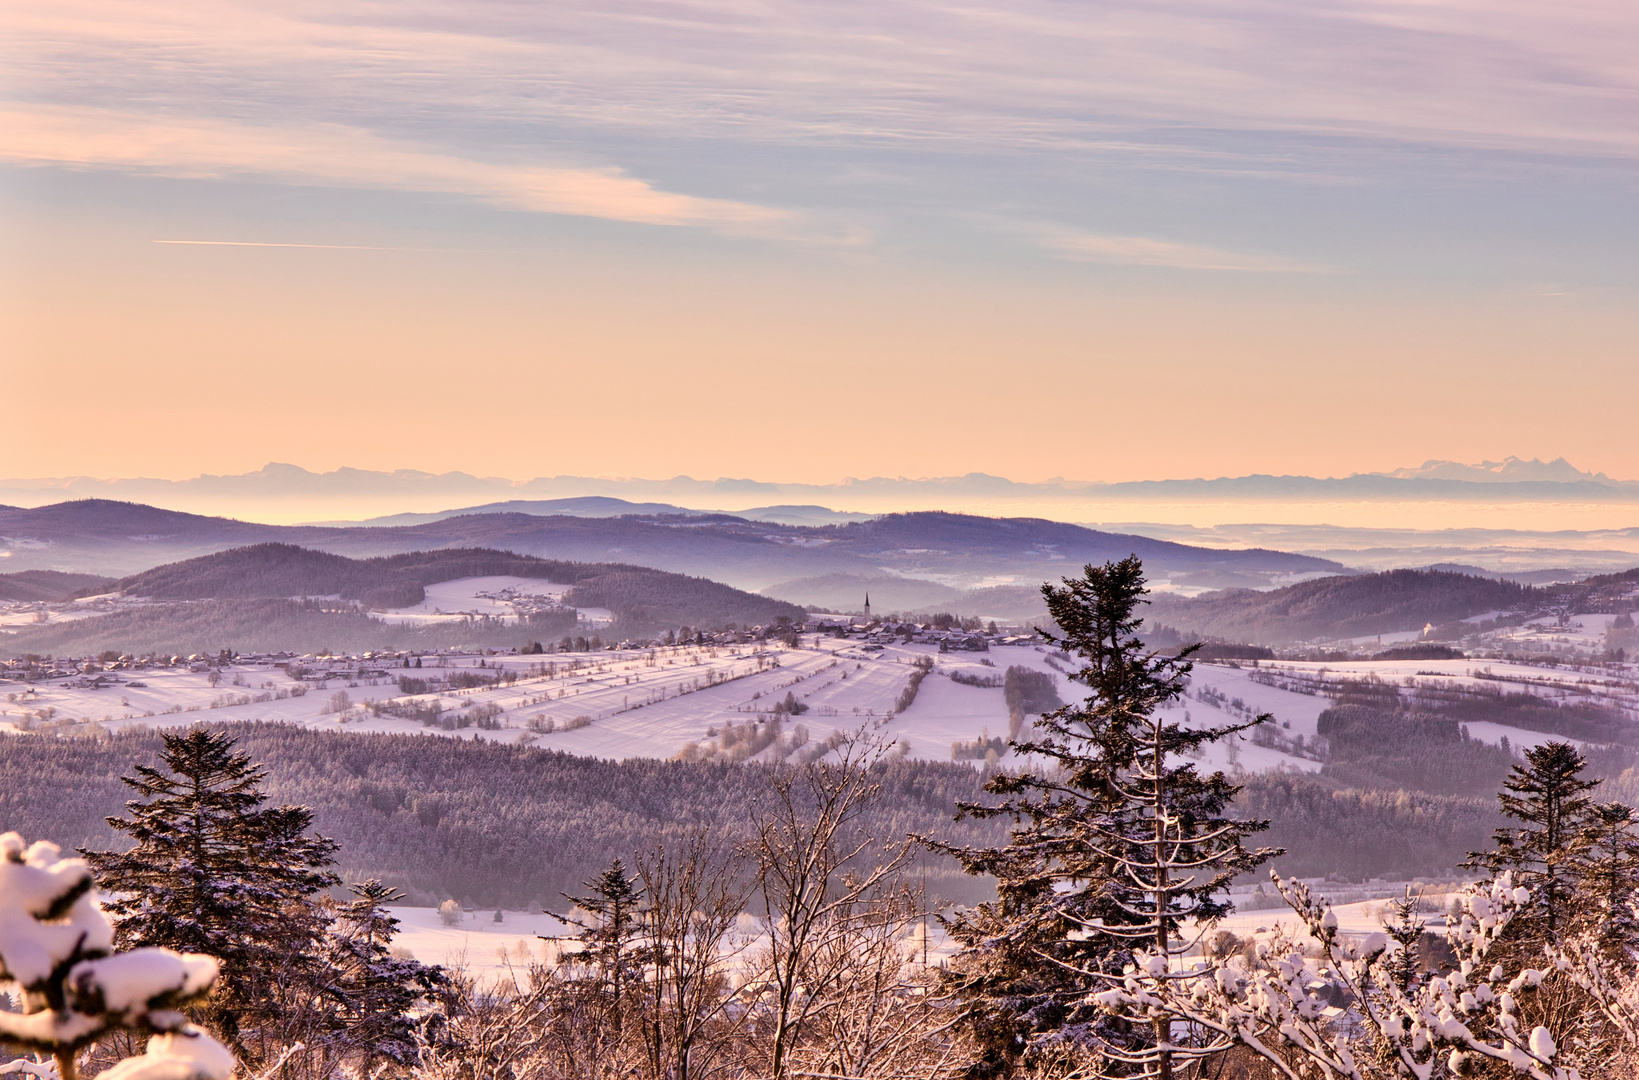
864 592 871 620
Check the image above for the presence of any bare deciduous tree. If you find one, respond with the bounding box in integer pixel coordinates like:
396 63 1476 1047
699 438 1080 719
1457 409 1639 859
785 885 968 1080
749 735 914 1079
635 832 751 1080
413 961 553 1080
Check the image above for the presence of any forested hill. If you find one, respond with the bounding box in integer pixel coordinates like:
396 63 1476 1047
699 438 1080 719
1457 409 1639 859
0 570 114 602
820 512 1340 573
107 543 806 628
1148 568 1537 646
115 544 609 607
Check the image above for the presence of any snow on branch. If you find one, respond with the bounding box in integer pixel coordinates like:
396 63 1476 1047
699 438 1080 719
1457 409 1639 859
1088 871 1574 1080
1547 922 1639 1054
0 832 234 1080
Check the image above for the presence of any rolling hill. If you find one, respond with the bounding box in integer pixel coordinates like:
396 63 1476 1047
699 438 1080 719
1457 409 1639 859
0 570 114 602
1 544 806 656
0 500 1348 598
1146 568 1538 646
113 544 636 609
115 543 806 625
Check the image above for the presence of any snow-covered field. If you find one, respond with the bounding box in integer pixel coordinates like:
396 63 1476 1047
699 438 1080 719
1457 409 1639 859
388 906 573 978
1489 612 1623 652
5 634 1632 771
0 594 139 628
1199 655 1639 749
373 576 614 627
390 885 1436 978
1201 897 1411 952
388 905 957 978
0 641 1342 772
2 640 1075 764
0 636 1321 767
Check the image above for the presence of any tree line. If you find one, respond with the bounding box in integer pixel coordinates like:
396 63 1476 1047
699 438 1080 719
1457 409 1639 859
0 723 1005 909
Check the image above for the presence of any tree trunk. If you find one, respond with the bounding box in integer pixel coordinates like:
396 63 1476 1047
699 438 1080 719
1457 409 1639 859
1154 724 1172 1080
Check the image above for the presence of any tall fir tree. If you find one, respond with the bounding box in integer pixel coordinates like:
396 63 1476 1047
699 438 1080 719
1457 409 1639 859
936 558 1278 1080
1466 740 1597 941
561 857 647 1028
327 880 445 1067
83 728 339 1050
1575 802 1639 947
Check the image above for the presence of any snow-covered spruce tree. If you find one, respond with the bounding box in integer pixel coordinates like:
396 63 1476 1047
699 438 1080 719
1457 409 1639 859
0 832 234 1080
1456 742 1632 1063
526 858 650 1077
83 728 339 1052
1379 887 1428 995
327 881 445 1068
936 558 1278 1079
1464 741 1596 943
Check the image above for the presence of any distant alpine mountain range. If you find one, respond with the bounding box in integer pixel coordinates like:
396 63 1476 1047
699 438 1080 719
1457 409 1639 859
0 457 1635 518
1379 457 1634 485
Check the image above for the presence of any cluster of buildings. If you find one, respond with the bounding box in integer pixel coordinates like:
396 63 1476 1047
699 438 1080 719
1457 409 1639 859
804 599 1031 652
1 601 1035 687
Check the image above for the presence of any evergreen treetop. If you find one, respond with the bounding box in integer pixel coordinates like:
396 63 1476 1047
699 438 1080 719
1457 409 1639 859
84 727 339 1045
560 857 647 1015
1467 740 1598 939
327 880 444 1065
936 558 1279 1078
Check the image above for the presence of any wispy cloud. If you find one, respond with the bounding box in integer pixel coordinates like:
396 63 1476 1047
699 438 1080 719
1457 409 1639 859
5 0 1637 260
154 240 433 251
1 105 787 229
8 0 1638 162
1038 230 1330 273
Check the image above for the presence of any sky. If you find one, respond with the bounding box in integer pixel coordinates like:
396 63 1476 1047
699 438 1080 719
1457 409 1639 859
4 0 1638 486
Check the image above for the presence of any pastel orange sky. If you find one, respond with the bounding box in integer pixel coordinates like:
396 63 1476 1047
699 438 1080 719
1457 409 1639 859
4 0 1638 487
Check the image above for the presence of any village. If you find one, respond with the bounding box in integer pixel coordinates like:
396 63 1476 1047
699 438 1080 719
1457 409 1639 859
0 598 1071 763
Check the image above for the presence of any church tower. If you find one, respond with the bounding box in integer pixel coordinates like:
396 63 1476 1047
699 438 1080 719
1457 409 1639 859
863 592 871 621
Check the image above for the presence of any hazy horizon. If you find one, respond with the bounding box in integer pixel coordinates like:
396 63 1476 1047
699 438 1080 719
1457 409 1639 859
8 456 1639 534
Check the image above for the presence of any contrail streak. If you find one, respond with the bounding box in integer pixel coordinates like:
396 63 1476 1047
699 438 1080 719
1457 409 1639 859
152 240 506 251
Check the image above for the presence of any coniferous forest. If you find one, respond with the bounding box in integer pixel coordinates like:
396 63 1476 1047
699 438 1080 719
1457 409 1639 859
0 722 1521 909
0 724 1003 909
